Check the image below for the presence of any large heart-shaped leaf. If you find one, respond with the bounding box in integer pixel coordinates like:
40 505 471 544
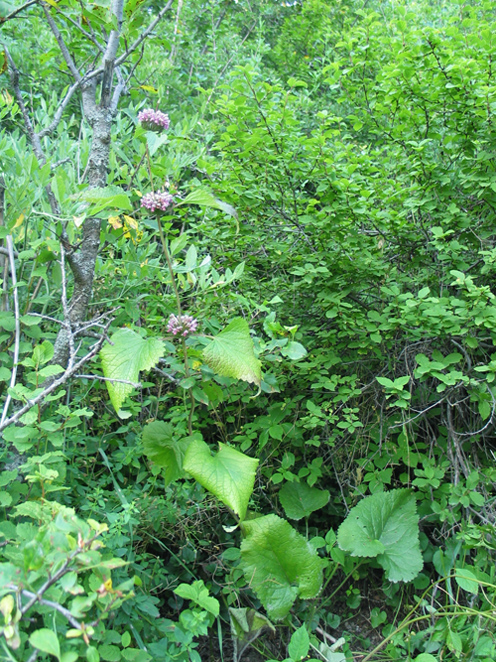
202 318 261 387
337 489 423 582
183 438 258 521
240 514 325 620
142 421 194 486
100 329 164 415
279 482 329 520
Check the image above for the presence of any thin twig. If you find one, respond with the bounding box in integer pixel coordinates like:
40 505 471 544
42 3 82 81
0 236 20 428
74 375 141 387
59 244 76 367
0 326 111 433
18 591 83 630
115 0 174 68
0 0 37 22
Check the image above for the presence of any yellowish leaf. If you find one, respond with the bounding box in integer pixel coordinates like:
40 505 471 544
108 215 122 230
13 213 24 228
123 215 138 230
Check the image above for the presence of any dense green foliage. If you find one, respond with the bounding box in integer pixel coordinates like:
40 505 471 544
1 0 496 661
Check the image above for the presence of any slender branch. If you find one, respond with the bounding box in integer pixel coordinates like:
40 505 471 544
59 245 76 366
74 375 141 387
100 0 125 108
0 246 19 259
115 0 174 68
0 0 37 22
0 328 111 433
18 591 83 630
110 66 127 113
0 236 21 428
5 47 46 163
49 5 105 54
42 3 82 82
38 81 81 139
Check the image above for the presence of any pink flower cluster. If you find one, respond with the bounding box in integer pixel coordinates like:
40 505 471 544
166 314 199 337
140 191 174 212
137 108 170 132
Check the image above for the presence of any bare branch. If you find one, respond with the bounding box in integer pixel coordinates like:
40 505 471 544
0 236 21 428
0 245 19 258
0 326 111 433
0 0 37 22
42 3 82 82
5 46 46 163
38 81 82 139
115 0 174 68
100 0 125 108
74 374 141 388
49 5 105 54
18 591 83 630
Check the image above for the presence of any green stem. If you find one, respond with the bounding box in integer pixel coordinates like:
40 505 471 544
319 561 364 610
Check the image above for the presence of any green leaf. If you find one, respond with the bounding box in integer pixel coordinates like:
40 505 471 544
183 439 258 520
288 626 309 661
455 567 479 595
98 646 121 662
414 656 438 662
281 341 307 361
203 318 261 387
229 607 275 646
240 514 325 620
141 421 193 485
29 629 61 661
74 186 132 212
100 329 164 414
174 580 219 617
177 188 238 220
279 482 329 520
337 489 423 582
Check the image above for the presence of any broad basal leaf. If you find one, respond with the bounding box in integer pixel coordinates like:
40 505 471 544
240 514 325 620
202 317 261 387
100 329 164 415
337 489 423 583
279 482 330 520
183 438 258 521
142 421 194 486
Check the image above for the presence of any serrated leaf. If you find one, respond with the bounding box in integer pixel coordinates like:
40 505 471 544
177 188 237 219
141 421 193 486
240 514 325 620
288 626 310 661
29 629 61 661
279 482 329 520
100 329 164 414
337 489 423 582
203 318 261 386
174 580 219 617
183 439 258 520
